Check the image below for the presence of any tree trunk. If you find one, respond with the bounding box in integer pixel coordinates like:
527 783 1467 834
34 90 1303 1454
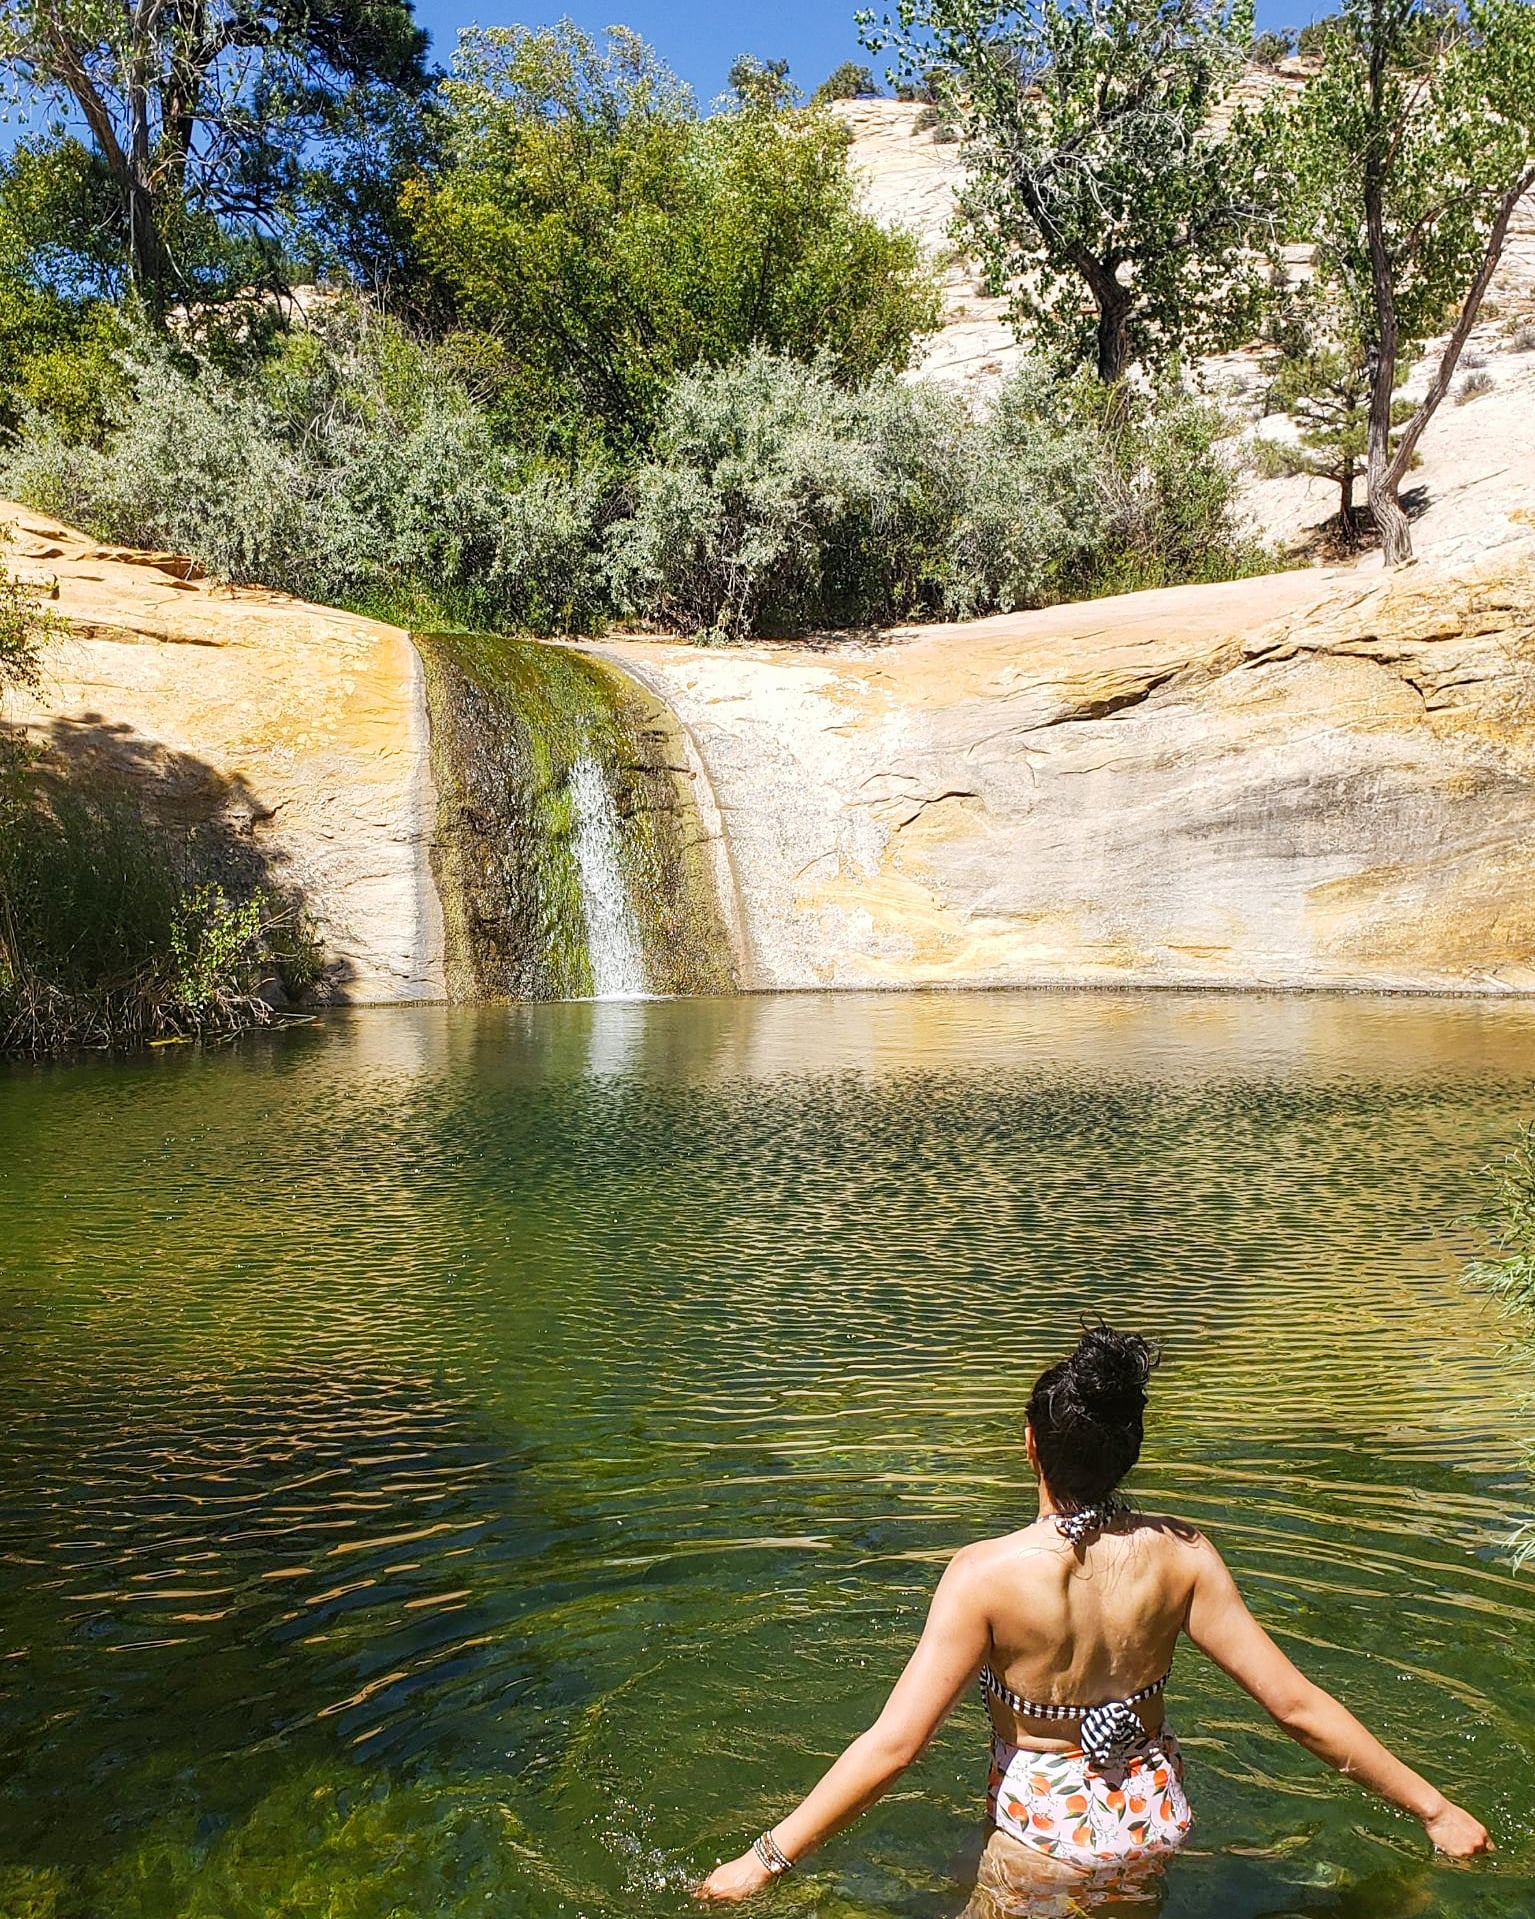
1364 325 1412 565
1095 285 1131 384
1366 344 1411 564
123 170 172 307
1361 1 1413 566
1367 466 1411 565
1338 464 1358 545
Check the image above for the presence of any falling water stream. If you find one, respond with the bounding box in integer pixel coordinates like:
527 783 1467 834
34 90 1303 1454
415 633 731 1002
568 754 649 999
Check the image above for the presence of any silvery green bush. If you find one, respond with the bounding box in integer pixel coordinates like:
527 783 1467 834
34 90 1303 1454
2 306 610 630
604 351 968 641
609 350 1263 639
2 316 1263 640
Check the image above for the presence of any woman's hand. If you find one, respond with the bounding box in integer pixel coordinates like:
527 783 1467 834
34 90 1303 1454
693 1848 775 1903
1423 1799 1493 1857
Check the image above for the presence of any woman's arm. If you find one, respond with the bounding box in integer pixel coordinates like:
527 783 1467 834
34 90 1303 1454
1184 1536 1490 1857
695 1546 991 1903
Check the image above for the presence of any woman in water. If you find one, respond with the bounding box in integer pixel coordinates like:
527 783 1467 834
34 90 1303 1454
697 1326 1490 1909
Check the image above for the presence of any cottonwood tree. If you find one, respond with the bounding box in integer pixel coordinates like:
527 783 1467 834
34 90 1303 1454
0 0 432 310
412 25 937 447
1286 0 1535 563
860 0 1283 381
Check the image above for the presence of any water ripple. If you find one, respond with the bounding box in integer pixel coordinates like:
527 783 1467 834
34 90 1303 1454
1 992 1533 1918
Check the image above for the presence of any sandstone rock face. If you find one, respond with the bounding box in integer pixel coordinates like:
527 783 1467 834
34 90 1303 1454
831 97 1023 392
596 544 1535 994
1 504 445 1002
13 503 1535 1003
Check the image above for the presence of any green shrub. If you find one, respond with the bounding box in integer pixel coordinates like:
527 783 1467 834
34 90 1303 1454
2 310 611 633
0 773 319 1054
605 351 966 639
4 320 1268 646
608 353 1267 640
1251 28 1297 65
0 553 55 693
1467 1125 1535 1318
1465 1126 1535 1565
813 62 880 102
408 24 938 446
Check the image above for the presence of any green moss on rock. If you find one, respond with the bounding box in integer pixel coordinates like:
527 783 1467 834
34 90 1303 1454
416 634 733 1001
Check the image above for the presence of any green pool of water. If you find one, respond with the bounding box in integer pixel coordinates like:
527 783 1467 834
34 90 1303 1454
2 992 1534 1919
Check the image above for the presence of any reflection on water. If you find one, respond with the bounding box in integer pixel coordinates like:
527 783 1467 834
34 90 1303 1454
1 992 1534 1919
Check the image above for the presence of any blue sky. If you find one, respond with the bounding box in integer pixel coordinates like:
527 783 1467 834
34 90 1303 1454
411 0 1313 104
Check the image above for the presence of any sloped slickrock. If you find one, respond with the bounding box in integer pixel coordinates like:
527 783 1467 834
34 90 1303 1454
1 504 445 1001
596 546 1535 993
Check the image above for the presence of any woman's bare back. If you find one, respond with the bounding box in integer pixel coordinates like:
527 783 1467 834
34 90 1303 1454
968 1512 1202 1748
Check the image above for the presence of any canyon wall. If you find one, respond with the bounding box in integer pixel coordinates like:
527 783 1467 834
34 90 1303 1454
10 503 1535 1001
1 504 444 1002
597 545 1535 994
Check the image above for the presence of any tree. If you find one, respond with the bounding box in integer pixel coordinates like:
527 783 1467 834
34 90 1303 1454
861 0 1282 381
1286 0 1535 563
814 61 881 102
409 25 937 448
291 83 448 315
1251 26 1298 63
0 0 432 311
0 138 129 441
1260 335 1412 543
727 54 798 110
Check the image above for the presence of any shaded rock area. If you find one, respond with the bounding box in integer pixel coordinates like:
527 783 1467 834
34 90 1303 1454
0 504 444 1002
596 545 1535 993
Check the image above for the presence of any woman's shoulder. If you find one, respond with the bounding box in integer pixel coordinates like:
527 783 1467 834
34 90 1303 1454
951 1513 1219 1577
1125 1510 1207 1546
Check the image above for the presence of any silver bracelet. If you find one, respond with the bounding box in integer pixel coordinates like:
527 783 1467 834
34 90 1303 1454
752 1830 794 1875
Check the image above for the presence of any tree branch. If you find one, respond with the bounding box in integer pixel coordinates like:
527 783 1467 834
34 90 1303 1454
1385 165 1535 490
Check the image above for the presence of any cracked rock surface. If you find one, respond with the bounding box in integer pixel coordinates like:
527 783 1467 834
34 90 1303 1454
597 547 1535 993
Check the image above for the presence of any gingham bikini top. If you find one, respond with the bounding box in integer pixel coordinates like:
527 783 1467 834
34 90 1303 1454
978 1662 1170 1769
977 1498 1171 1770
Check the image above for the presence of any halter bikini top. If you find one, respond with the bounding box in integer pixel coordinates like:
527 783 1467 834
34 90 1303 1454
977 1498 1172 1770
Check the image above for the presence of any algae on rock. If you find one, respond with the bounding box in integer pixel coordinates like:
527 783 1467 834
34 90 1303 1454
417 633 733 1001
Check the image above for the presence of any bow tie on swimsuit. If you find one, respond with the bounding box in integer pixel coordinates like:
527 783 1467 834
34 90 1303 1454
979 1664 1171 1770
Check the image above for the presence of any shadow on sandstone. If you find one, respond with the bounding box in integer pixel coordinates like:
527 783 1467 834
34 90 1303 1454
0 712 334 1055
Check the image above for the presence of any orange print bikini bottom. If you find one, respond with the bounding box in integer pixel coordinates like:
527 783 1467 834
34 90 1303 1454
987 1729 1194 1873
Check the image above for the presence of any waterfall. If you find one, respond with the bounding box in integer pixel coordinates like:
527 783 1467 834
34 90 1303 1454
567 754 649 999
417 632 733 1002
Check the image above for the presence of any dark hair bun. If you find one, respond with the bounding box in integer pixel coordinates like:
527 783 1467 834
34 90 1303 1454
1070 1325 1157 1419
1025 1324 1161 1510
